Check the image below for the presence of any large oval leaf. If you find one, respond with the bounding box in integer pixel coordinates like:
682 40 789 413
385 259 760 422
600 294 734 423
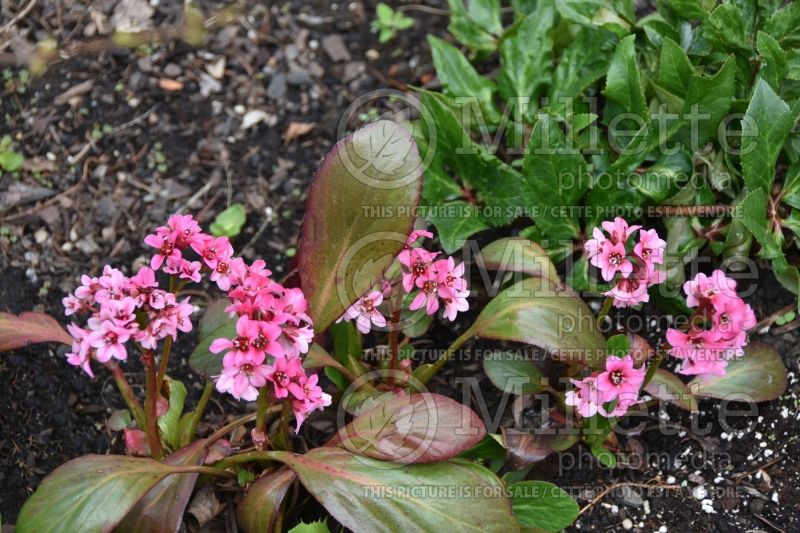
0 311 72 350
466 278 606 364
272 448 519 533
17 455 183 533
330 392 486 463
189 299 235 377
238 467 296 533
483 351 543 394
479 238 559 285
644 369 698 411
689 342 787 402
297 121 423 333
116 440 208 533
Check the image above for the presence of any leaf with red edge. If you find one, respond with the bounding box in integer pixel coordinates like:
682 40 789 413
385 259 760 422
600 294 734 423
645 369 698 411
479 237 560 286
329 392 486 464
117 440 208 533
271 448 519 533
689 342 787 402
237 467 296 533
16 455 185 533
297 120 423 333
0 311 72 351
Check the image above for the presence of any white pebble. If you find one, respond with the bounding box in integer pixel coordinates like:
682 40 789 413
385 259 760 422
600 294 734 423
622 518 633 530
692 486 708 500
701 499 716 514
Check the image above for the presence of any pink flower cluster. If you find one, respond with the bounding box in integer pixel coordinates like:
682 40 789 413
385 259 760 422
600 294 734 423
63 264 194 377
666 271 756 377
584 218 666 308
565 355 645 418
337 230 469 333
63 213 330 432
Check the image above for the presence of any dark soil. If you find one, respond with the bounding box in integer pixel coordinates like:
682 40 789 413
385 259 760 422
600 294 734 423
1 1 799 532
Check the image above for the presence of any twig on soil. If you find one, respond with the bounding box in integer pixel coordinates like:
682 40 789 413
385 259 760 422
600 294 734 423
0 156 93 224
732 455 783 483
0 0 39 37
579 481 680 516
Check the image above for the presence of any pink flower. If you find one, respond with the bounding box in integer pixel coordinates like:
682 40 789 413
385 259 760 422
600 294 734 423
435 257 468 296
215 361 271 401
88 320 131 362
584 227 608 261
265 357 306 399
397 229 434 266
338 290 387 334
410 268 441 315
250 319 284 358
604 274 649 308
442 288 469 321
144 229 181 271
634 228 666 265
601 217 640 244
666 329 726 360
565 377 602 418
210 255 240 291
399 247 438 293
278 320 314 358
166 214 202 248
164 257 203 283
595 355 645 403
210 315 263 366
191 235 233 269
677 357 728 377
291 373 332 432
594 241 633 281
65 323 94 377
683 270 737 307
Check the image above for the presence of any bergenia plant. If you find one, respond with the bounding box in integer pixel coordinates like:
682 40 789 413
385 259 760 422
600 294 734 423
0 122 789 533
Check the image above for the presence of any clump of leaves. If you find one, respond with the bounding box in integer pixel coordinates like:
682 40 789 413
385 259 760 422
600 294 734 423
416 0 800 304
372 3 414 43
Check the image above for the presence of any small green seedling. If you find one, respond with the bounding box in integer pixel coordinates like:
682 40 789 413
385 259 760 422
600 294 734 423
372 3 414 43
0 135 24 173
210 203 247 238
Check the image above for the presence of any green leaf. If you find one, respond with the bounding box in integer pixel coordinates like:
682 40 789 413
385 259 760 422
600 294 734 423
644 369 698 411
297 121 422 333
303 342 356 381
464 278 606 365
757 31 787 91
447 0 498 54
689 342 787 402
271 448 520 532
550 26 616 107
0 150 24 172
479 237 560 285
740 189 782 258
209 203 246 238
330 321 368 379
764 1 800 48
483 351 543 394
107 409 132 431
657 38 695 97
289 519 331 533
589 443 617 467
189 299 235 377
329 392 486 463
117 440 208 533
509 481 579 532
427 201 490 253
463 0 502 35
428 35 499 124
606 334 629 357
375 2 393 23
157 377 187 450
662 0 707 20
17 455 186 533
603 34 647 120
497 7 554 108
521 115 588 241
704 3 748 52
238 467 296 533
678 55 736 149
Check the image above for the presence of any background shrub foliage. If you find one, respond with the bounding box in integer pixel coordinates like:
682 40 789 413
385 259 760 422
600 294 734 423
416 0 800 301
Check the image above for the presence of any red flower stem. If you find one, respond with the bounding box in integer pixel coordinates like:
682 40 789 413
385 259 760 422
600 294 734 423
155 335 173 394
387 305 402 385
187 380 215 442
143 351 165 459
106 361 146 429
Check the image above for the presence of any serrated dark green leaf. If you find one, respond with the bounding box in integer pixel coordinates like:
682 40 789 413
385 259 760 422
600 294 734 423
604 34 647 120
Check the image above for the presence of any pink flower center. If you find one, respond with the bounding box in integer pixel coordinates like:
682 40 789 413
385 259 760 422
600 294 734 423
241 363 254 376
362 298 375 313
610 370 624 385
423 280 438 294
413 259 427 276
609 252 623 266
233 336 249 351
159 239 174 257
216 262 230 274
252 334 267 350
274 371 288 385
105 332 118 345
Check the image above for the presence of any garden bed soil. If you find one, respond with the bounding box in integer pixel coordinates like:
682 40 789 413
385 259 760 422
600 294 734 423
1 1 798 531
